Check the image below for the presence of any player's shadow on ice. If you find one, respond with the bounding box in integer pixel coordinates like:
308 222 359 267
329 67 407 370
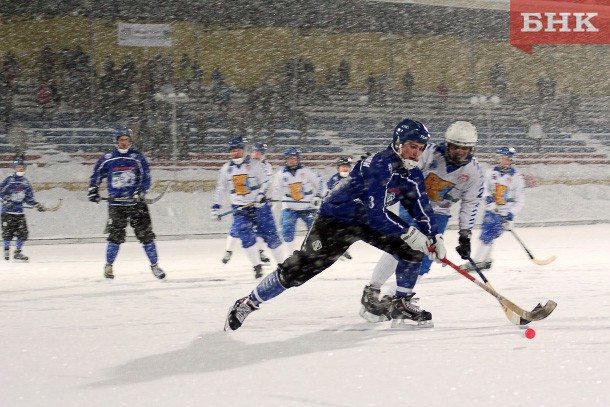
87 325 394 387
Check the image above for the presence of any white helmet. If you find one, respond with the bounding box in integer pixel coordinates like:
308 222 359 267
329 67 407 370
445 121 477 147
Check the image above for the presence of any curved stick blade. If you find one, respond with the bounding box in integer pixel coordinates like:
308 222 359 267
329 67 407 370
533 255 557 266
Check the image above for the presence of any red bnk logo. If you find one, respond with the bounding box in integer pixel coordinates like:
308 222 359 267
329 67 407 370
510 0 610 53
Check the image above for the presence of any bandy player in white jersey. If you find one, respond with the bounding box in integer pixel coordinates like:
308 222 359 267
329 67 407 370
464 146 525 271
360 121 484 321
211 136 285 278
272 147 325 252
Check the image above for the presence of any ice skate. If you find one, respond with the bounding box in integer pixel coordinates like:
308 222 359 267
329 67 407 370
4 248 9 261
224 296 259 331
259 250 271 263
221 250 232 264
389 294 433 328
13 250 29 262
253 264 263 279
342 250 352 260
104 264 114 279
359 285 391 322
151 264 166 280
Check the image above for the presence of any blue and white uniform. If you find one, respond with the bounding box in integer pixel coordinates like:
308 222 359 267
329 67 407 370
89 149 151 205
372 142 484 280
1 173 38 214
476 164 525 255
273 164 325 249
213 156 283 266
1 171 40 254
468 146 525 267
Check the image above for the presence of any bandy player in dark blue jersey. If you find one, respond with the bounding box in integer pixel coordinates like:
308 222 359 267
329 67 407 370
225 118 447 331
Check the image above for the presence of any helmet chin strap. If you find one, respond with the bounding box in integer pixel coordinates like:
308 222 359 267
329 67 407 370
392 143 418 170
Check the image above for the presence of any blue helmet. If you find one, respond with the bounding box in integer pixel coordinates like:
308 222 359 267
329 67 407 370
252 142 268 154
113 127 132 140
228 135 246 150
392 119 430 146
284 147 301 158
13 158 25 168
496 146 516 157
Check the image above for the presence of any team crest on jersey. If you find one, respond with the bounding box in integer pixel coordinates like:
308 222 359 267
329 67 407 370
312 240 322 251
458 174 470 183
104 153 112 159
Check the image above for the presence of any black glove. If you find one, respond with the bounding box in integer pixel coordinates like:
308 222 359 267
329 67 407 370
35 203 46 212
456 229 472 260
88 186 100 203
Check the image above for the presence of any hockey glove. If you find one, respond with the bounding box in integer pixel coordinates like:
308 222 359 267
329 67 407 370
401 226 430 254
310 195 322 209
455 229 472 259
429 233 447 261
254 193 266 208
88 187 100 203
211 204 222 221
35 203 46 212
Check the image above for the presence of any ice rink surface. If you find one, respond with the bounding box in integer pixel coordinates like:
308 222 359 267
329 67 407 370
1 224 608 407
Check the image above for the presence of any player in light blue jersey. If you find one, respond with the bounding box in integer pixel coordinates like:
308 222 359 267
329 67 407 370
224 119 446 331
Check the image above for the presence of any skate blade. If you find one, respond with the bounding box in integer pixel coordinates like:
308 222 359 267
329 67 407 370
359 306 389 323
390 319 434 329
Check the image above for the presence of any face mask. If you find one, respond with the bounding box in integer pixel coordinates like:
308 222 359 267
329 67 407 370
118 148 129 154
232 157 244 165
16 171 25 176
339 171 349 178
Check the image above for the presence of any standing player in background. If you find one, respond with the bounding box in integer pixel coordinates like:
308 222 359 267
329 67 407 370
463 146 525 271
360 121 484 321
1 158 47 261
327 156 353 260
221 142 274 265
211 136 286 278
88 127 165 280
272 147 325 253
225 119 446 331
326 156 352 191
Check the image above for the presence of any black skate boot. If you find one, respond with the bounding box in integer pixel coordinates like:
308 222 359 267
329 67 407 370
389 293 433 328
221 250 232 264
104 264 114 279
4 248 9 261
359 285 391 322
342 250 352 260
253 264 263 278
13 250 29 261
224 296 259 331
259 250 271 263
151 264 166 280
